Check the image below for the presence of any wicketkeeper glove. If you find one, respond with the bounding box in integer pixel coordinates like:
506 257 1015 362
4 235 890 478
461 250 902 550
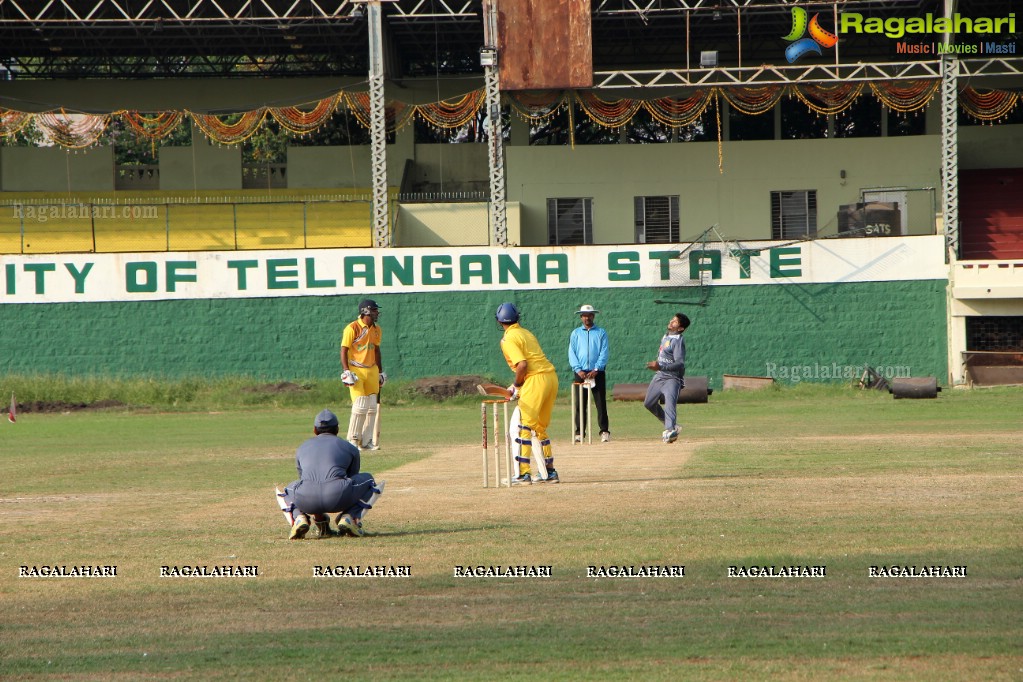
341 369 357 386
379 371 388 387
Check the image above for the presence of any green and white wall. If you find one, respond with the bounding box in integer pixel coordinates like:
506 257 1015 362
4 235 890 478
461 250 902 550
0 236 949 388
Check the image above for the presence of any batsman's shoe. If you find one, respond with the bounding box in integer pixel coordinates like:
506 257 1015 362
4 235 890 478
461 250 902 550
545 469 560 484
337 514 366 537
600 431 611 443
511 473 533 486
289 514 311 540
666 426 681 444
362 441 380 451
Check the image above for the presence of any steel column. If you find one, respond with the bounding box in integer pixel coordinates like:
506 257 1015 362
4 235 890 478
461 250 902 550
482 0 507 246
940 55 959 257
367 1 390 247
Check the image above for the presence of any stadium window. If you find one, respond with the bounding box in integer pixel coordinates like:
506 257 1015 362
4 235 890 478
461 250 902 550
888 109 927 136
835 97 882 138
728 104 774 141
771 190 818 240
531 105 619 146
547 198 593 245
679 107 720 142
959 104 1023 127
626 108 671 144
635 195 680 243
781 99 828 139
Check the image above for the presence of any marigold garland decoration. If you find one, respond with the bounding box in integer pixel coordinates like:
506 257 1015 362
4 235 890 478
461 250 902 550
506 91 568 122
643 92 712 128
416 90 486 129
959 87 1020 122
720 86 785 115
36 110 110 149
344 92 415 132
0 82 1017 150
869 80 940 113
0 109 34 138
190 109 268 144
122 111 186 140
792 82 865 115
575 91 643 129
269 93 342 134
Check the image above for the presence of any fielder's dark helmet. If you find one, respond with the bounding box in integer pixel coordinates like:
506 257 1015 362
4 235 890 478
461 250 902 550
495 302 520 324
359 299 380 316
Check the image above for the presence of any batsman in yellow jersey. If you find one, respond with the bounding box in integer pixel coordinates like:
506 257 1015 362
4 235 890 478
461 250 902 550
341 299 385 450
495 303 560 484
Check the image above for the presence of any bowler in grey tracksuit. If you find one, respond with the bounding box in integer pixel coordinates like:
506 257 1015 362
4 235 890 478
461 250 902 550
644 313 690 440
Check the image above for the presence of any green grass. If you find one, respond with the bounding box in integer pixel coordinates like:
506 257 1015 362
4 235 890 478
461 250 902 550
0 373 507 411
1 382 1021 680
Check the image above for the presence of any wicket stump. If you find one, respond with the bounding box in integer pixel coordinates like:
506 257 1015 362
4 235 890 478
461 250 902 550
570 382 594 445
481 399 513 488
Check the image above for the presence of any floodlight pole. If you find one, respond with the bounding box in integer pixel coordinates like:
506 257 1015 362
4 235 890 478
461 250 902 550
482 0 507 246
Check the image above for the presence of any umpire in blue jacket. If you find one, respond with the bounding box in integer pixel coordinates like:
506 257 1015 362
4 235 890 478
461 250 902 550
568 304 611 443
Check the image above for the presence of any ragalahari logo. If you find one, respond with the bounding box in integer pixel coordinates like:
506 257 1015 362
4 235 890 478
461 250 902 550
782 7 839 63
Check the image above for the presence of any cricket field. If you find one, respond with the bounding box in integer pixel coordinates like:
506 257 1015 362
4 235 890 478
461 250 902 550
1 383 1020 680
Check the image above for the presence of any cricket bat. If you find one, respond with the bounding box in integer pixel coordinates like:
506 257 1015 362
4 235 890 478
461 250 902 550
373 391 382 447
275 487 295 526
476 383 509 397
372 402 380 445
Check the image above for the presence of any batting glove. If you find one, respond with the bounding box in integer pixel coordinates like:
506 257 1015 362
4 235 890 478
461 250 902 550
341 370 357 386
379 371 387 387
507 384 520 400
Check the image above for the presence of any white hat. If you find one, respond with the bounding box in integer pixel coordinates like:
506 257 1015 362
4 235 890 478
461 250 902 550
575 304 600 315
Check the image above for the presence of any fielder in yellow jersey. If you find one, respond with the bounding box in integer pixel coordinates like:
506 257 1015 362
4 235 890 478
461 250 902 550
495 302 559 484
340 299 385 450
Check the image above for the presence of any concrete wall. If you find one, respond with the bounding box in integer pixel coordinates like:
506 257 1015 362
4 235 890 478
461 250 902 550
407 144 489 192
287 146 374 189
0 146 115 192
506 135 945 245
395 202 521 246
959 125 1023 169
159 128 242 190
285 142 488 192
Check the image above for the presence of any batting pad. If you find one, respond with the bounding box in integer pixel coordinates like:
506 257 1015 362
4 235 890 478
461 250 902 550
347 395 377 443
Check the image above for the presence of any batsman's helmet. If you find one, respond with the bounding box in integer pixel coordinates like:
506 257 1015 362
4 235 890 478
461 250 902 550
359 299 380 316
495 302 520 324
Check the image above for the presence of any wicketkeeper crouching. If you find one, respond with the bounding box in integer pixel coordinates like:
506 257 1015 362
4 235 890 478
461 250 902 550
279 409 384 539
